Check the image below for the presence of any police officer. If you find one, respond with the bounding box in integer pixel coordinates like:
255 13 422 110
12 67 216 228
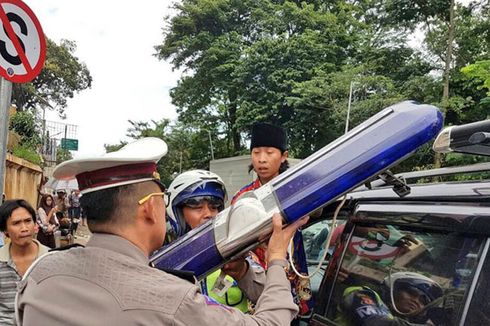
16 137 305 325
166 169 265 313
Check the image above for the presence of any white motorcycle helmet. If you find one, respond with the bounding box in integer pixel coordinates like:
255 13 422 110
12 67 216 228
167 169 227 237
384 271 443 317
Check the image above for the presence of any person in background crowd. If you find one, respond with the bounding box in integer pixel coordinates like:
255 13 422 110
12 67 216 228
231 122 314 324
36 194 59 248
0 199 49 326
167 169 265 313
54 189 72 237
54 189 69 220
80 205 87 227
16 137 306 325
0 195 4 248
69 190 81 232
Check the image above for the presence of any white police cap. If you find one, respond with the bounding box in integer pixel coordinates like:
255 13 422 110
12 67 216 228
53 137 168 194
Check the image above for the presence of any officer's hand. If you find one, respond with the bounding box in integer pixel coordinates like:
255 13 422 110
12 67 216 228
267 213 309 263
394 234 419 248
222 258 248 281
337 266 350 282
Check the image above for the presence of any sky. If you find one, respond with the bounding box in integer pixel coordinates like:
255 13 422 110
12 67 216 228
21 0 474 159
23 0 180 157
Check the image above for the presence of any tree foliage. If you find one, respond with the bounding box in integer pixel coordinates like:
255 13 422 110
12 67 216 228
9 111 43 165
461 60 490 99
56 147 73 164
8 38 91 166
106 119 224 185
11 38 92 117
153 0 489 171
9 111 41 147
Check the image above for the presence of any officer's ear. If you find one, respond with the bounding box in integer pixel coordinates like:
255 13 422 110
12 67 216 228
138 196 160 226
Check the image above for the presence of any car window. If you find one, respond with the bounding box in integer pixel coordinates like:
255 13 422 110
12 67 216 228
303 220 346 263
324 224 485 326
304 220 330 262
302 219 346 304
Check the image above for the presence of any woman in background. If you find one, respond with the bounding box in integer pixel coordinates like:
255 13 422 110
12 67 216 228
36 194 59 248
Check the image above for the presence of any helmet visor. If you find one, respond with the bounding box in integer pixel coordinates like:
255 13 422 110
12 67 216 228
172 180 226 206
182 196 224 210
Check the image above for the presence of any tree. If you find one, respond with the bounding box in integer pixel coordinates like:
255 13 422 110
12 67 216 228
106 119 219 185
158 0 367 157
156 0 260 154
104 141 127 153
461 60 490 100
158 0 489 170
56 147 73 164
9 110 43 165
9 111 41 148
11 38 92 117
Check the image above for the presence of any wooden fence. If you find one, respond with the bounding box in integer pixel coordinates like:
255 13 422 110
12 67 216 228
3 153 42 208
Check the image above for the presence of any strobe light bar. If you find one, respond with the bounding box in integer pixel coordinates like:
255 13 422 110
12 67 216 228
151 101 443 279
433 119 490 156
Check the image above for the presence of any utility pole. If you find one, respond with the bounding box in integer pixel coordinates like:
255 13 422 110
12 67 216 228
346 81 355 134
179 151 183 173
208 130 214 161
436 0 456 169
0 78 12 201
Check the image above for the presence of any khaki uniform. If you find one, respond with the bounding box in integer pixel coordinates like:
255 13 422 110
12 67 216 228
16 233 297 325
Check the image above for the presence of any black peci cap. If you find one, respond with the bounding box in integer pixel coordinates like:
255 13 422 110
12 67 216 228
250 122 288 152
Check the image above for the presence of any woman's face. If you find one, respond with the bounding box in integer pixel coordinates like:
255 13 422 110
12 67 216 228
46 197 53 206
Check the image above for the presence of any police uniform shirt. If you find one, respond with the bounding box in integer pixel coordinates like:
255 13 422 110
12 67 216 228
16 233 298 325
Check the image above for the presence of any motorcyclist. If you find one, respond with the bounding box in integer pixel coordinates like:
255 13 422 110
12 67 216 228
166 169 265 313
337 272 444 326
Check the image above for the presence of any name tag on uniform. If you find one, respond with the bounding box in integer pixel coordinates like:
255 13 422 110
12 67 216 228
211 271 233 297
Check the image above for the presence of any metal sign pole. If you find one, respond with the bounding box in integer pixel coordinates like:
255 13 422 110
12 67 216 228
0 77 12 201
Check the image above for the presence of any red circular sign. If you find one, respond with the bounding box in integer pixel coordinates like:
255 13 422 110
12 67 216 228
0 0 46 83
348 236 401 260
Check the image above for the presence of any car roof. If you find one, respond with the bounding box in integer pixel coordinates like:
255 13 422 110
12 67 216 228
349 180 490 201
348 162 490 202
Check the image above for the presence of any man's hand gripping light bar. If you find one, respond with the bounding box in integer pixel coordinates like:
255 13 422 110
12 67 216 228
151 101 443 279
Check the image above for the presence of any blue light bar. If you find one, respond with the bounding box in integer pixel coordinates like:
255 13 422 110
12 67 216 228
150 101 443 279
152 221 222 276
272 101 443 222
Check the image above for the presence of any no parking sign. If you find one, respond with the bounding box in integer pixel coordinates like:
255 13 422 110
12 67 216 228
0 0 45 83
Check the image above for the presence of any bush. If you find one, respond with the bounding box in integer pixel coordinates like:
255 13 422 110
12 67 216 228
9 111 41 147
12 144 42 165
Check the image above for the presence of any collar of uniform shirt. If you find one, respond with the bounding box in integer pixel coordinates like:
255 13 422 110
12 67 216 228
86 233 150 264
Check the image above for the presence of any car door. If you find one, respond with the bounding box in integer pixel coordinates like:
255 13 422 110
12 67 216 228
310 201 490 326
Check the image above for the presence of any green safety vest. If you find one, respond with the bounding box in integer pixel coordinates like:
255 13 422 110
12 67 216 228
203 270 249 313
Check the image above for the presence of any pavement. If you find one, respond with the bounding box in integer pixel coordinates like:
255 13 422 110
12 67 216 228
74 223 92 246
57 223 91 247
